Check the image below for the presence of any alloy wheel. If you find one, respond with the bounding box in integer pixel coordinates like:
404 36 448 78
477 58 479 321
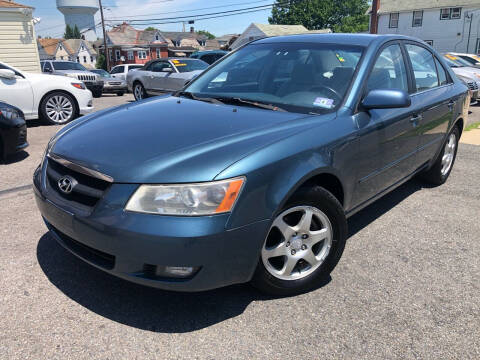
261 206 333 281
45 95 73 124
441 133 456 176
134 84 144 100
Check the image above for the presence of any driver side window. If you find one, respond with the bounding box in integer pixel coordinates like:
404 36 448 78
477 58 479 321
150 61 172 72
367 44 409 92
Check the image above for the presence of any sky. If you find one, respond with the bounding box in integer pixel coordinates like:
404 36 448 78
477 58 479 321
21 0 273 39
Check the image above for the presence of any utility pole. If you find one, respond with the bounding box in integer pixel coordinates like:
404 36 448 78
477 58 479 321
99 0 110 71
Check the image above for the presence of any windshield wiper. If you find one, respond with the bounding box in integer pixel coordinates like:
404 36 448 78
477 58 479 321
176 91 224 105
221 97 287 112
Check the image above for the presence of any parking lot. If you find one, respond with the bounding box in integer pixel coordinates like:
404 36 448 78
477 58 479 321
0 95 479 359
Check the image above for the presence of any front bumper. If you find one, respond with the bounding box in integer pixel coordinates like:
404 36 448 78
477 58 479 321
2 124 28 159
104 82 127 93
33 166 269 292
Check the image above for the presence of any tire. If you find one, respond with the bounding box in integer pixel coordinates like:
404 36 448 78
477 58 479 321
117 92 125 96
420 126 460 185
92 90 103 98
251 186 347 296
133 82 148 101
40 92 78 125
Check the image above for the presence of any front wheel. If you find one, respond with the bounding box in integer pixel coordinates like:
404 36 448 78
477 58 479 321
251 186 347 296
420 126 460 185
117 91 125 96
40 92 77 125
92 89 103 98
133 82 147 101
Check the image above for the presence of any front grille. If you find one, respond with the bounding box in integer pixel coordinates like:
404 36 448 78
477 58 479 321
50 224 115 270
108 82 122 85
77 74 96 82
46 158 111 212
467 81 478 91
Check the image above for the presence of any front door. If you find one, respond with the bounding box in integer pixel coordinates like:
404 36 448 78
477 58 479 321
148 61 171 92
353 43 420 205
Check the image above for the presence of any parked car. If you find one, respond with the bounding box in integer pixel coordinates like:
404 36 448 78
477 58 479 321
34 34 467 296
41 60 104 98
110 64 144 81
443 55 480 103
91 69 127 96
446 52 480 68
0 61 93 125
127 58 209 101
190 50 228 64
0 102 28 161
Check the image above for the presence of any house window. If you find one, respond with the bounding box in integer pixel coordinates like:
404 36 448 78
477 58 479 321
441 7 462 20
76 56 79 62
60 56 64 60
389 13 399 28
424 40 434 46
83 56 87 63
109 50 113 61
115 50 121 61
412 10 423 27
156 48 161 58
59 45 63 50
81 44 85 51
127 51 134 60
138 51 147 60
155 34 159 41
90 56 94 62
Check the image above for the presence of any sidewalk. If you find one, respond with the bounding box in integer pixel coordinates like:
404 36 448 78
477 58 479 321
461 128 480 146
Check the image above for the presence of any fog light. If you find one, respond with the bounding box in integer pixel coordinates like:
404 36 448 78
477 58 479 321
164 266 195 277
87 100 93 107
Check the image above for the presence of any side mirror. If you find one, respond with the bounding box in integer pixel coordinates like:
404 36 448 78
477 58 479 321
0 69 16 80
162 67 174 73
362 89 411 110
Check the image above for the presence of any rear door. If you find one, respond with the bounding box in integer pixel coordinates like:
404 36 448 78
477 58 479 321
353 43 420 205
0 64 34 117
404 43 452 166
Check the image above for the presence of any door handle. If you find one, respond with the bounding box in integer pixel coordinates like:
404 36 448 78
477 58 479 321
448 100 456 110
410 115 422 125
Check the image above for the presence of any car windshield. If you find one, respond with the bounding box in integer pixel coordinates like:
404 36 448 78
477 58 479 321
444 55 470 67
91 69 109 77
52 62 87 71
184 42 364 114
172 59 209 73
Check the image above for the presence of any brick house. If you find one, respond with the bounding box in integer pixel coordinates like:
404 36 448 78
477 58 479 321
106 23 169 67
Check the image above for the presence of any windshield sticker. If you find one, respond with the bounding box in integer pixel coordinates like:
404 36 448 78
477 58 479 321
313 97 335 109
172 59 180 63
445 54 458 60
336 53 345 63
175 63 187 66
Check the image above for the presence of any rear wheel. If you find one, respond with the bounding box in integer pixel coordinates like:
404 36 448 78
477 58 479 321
40 92 77 125
133 82 147 101
421 126 460 185
252 186 347 296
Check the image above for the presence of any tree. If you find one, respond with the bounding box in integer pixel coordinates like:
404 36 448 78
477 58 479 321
145 26 157 31
64 24 73 39
64 24 82 39
96 54 107 70
197 30 215 39
268 0 369 33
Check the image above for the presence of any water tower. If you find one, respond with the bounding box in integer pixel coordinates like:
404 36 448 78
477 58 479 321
56 0 99 41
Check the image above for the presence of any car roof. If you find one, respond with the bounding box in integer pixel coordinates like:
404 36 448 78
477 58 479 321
192 50 228 56
252 33 425 47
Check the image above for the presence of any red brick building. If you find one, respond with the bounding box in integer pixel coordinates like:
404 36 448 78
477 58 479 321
105 23 169 67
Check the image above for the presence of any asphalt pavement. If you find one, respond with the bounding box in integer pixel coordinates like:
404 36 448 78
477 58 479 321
0 94 479 359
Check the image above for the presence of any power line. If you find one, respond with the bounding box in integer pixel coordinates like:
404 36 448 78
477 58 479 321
105 0 271 19
106 3 276 23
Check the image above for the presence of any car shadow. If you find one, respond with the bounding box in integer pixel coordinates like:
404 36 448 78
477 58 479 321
37 233 331 332
36 177 428 332
1 150 29 164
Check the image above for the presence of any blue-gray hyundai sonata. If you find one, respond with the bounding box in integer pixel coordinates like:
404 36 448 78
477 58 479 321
34 34 468 295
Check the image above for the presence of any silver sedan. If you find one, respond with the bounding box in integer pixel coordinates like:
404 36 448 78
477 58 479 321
127 58 208 101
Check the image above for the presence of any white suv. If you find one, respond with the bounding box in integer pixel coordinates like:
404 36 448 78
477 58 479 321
110 64 144 81
0 62 93 125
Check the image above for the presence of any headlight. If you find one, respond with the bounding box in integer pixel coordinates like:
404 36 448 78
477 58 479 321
71 82 86 90
125 177 245 216
0 107 20 121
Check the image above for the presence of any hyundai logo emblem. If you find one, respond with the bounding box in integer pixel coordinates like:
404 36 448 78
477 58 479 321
57 175 76 194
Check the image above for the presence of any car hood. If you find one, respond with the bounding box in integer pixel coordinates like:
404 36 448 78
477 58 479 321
452 67 480 79
50 96 332 183
24 72 73 84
